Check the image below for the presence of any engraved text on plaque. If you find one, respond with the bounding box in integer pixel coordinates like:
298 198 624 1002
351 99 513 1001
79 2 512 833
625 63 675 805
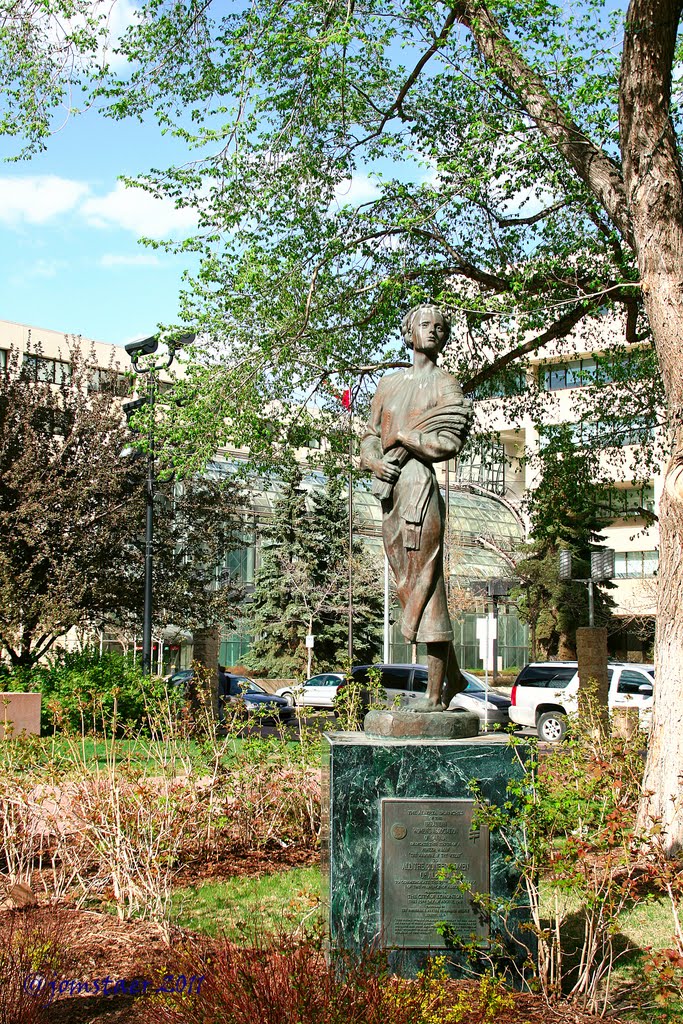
381 798 490 948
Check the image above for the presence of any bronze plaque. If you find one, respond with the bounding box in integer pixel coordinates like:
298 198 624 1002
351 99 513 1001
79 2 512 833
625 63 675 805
380 798 489 948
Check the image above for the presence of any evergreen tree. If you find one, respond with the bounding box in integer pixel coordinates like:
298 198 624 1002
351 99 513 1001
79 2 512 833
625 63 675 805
244 473 310 677
245 475 383 677
305 477 383 671
513 429 615 659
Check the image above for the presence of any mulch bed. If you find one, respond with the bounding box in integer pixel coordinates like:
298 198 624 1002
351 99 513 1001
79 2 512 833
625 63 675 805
2 902 631 1024
3 847 631 1024
172 842 319 886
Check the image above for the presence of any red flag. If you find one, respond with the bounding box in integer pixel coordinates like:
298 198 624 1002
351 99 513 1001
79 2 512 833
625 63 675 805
342 388 352 409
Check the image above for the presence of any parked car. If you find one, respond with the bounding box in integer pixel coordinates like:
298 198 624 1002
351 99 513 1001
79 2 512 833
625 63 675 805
167 669 295 724
334 663 429 713
509 661 654 741
164 667 193 687
334 664 510 727
448 671 511 728
275 673 345 709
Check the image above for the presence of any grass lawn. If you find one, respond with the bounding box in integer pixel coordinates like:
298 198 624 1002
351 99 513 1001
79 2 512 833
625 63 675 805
0 730 307 775
172 865 324 940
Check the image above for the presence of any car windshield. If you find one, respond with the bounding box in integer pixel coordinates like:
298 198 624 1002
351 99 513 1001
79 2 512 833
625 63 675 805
244 681 265 694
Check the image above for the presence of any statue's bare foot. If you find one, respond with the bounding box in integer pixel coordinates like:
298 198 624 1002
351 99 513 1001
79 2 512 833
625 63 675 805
409 698 445 713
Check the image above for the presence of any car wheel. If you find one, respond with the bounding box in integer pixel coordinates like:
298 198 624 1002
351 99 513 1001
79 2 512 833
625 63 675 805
280 691 295 707
537 711 567 743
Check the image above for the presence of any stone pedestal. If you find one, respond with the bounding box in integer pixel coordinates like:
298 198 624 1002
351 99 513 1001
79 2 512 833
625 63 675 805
364 708 479 739
322 731 530 978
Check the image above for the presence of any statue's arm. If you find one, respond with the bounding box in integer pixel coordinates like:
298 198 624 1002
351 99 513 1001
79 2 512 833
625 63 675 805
396 425 470 463
360 386 402 484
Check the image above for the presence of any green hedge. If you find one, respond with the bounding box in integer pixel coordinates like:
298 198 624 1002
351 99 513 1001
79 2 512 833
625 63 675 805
0 650 182 734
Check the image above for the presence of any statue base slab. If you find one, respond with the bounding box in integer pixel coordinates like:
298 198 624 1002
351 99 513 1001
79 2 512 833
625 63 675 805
364 708 479 739
321 731 532 979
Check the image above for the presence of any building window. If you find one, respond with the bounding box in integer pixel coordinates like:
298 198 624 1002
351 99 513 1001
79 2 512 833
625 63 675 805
542 350 653 392
540 416 656 450
543 358 601 390
0 350 7 372
615 550 658 578
222 534 256 585
89 368 130 396
455 437 506 496
23 354 71 385
604 484 655 518
472 368 526 400
32 407 74 436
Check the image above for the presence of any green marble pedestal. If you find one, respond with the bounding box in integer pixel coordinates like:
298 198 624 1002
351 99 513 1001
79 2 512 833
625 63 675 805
322 732 530 979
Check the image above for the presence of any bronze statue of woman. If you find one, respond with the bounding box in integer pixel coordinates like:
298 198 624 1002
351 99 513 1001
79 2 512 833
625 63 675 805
360 304 473 710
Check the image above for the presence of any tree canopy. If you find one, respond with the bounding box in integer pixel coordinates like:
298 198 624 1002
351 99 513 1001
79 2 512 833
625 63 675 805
513 428 616 659
0 0 111 158
0 343 247 667
99 0 683 848
102 0 663 478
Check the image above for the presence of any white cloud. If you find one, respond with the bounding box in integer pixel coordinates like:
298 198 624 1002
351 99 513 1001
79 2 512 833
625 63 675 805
100 252 161 267
0 176 89 225
500 183 557 220
82 181 198 238
9 258 68 288
333 174 382 206
98 0 141 71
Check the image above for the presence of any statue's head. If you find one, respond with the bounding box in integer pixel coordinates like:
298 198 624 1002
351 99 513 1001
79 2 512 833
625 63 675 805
401 304 451 352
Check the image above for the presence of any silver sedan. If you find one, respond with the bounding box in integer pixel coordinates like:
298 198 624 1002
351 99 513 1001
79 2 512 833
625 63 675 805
448 671 511 729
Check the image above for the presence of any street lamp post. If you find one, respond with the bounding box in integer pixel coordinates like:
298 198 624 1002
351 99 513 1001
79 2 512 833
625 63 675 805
558 548 615 625
124 336 176 675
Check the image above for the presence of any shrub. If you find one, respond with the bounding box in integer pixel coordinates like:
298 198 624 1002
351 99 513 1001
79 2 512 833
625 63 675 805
143 936 514 1024
6 649 182 734
440 711 653 1014
0 907 67 1024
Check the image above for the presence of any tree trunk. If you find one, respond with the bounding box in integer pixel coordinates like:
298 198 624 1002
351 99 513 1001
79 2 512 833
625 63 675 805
451 0 683 850
557 634 576 661
620 0 683 849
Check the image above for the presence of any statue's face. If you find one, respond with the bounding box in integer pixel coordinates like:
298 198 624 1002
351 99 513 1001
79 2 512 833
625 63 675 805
411 308 447 354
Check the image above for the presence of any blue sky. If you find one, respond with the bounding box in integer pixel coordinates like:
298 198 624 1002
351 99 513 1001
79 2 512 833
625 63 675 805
0 87 392 351
0 97 203 348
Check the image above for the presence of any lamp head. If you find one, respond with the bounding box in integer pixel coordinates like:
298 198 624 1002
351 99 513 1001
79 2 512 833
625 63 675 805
125 336 159 359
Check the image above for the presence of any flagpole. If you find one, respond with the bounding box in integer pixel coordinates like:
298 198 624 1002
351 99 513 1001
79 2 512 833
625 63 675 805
347 396 354 666
383 553 390 663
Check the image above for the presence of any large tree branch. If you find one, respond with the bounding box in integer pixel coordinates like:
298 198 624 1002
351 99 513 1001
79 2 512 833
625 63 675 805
450 1 633 247
346 4 462 153
462 300 600 394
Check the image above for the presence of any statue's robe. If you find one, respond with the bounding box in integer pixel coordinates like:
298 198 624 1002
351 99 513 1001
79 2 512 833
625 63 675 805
360 365 471 644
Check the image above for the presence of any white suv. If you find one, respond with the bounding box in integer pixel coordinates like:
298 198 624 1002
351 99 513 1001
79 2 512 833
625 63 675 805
509 661 654 742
